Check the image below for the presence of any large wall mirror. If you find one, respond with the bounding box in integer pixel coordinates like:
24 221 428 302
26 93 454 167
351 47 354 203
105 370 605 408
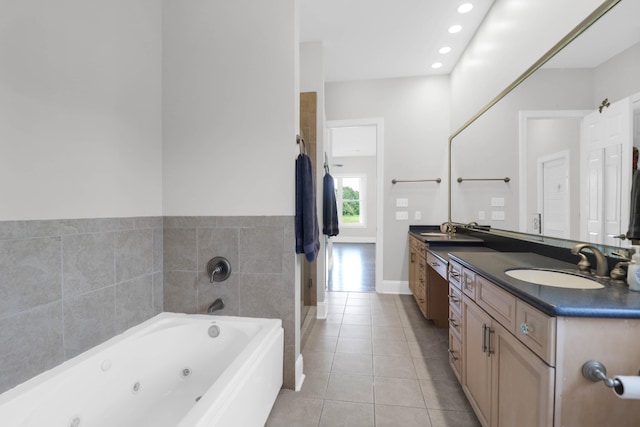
450 0 640 255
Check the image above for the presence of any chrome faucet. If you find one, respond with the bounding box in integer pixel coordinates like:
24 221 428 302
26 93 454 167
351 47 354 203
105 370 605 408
571 243 609 278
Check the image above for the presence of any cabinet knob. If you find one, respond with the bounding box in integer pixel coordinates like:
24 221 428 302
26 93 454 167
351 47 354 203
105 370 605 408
448 294 459 303
448 317 459 328
430 261 440 267
520 322 534 335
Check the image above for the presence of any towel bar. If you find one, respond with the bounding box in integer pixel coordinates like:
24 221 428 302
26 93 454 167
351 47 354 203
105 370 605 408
392 178 441 184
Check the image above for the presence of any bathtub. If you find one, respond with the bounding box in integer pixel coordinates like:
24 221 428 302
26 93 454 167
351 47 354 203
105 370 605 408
0 313 283 427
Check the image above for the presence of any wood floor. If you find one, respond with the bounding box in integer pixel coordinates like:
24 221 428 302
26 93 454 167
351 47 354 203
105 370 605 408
328 243 375 293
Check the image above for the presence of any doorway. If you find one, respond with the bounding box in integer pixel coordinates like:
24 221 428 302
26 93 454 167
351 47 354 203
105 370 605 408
325 118 383 295
328 243 375 292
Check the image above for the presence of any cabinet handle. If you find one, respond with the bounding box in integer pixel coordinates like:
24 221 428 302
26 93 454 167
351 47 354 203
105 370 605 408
447 348 459 361
449 271 460 280
411 253 416 263
430 261 440 267
448 294 459 303
520 322 534 335
482 324 494 356
448 317 459 328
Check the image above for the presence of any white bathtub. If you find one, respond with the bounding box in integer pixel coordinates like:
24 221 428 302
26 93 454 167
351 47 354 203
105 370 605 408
0 313 283 427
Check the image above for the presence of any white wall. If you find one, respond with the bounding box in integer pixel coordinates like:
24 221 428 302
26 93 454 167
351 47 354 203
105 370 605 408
450 0 605 131
162 0 298 216
0 0 162 220
326 76 450 282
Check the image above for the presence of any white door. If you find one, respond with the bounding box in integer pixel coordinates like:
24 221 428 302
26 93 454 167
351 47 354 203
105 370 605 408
538 152 570 238
580 97 632 245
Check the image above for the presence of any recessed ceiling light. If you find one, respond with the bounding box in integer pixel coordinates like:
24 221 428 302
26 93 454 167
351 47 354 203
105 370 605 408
439 46 452 54
448 25 462 34
458 3 474 14
431 62 443 69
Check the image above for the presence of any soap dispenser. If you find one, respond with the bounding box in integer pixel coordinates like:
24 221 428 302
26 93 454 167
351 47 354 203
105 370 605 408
627 248 640 291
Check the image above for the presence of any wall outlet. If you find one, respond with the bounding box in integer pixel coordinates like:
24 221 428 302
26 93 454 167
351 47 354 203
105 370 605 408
478 211 485 220
491 197 505 207
491 211 505 220
396 198 408 207
414 211 421 220
396 211 409 220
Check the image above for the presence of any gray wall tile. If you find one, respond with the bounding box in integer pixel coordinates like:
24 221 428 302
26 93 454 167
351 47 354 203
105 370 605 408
152 272 164 314
63 233 115 297
239 226 284 274
153 228 163 273
163 228 197 271
0 237 62 317
164 271 198 314
0 302 63 392
116 275 155 333
115 229 153 282
0 221 26 240
63 286 116 359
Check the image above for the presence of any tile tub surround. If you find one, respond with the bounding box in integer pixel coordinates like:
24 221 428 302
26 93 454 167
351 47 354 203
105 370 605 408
162 216 297 389
266 292 481 427
0 217 164 394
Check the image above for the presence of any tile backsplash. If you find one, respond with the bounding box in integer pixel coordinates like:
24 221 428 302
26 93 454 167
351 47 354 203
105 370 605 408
0 215 298 394
163 216 297 389
0 217 163 393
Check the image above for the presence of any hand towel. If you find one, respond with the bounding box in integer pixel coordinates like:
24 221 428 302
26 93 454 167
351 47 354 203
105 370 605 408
323 172 339 237
627 170 640 239
295 153 320 262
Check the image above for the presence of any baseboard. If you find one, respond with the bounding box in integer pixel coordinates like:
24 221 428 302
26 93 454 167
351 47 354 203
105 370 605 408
316 300 328 319
331 236 376 243
377 280 411 294
295 354 305 391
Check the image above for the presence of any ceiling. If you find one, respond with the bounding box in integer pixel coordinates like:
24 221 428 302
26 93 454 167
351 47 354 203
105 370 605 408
299 0 494 82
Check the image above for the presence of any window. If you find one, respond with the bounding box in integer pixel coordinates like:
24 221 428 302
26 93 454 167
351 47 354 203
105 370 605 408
334 175 366 227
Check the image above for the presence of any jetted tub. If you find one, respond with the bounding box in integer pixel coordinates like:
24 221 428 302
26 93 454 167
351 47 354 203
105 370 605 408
0 313 283 427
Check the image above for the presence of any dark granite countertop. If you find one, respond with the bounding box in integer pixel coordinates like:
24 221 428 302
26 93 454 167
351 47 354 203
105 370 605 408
408 226 484 245
448 251 640 319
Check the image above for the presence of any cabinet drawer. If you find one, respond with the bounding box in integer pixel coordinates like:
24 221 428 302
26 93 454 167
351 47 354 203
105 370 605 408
427 252 448 280
515 300 556 366
476 275 517 331
449 305 462 340
448 283 462 316
461 268 477 300
448 329 462 383
448 259 462 289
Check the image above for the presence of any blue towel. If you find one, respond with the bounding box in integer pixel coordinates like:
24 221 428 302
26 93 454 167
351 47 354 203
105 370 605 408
323 172 339 237
295 153 320 262
628 170 640 239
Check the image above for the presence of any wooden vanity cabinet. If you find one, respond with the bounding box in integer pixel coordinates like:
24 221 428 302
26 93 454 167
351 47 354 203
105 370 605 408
408 235 448 326
451 259 555 427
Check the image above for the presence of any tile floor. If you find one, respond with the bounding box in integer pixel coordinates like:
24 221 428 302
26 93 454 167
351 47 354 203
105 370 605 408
266 291 480 427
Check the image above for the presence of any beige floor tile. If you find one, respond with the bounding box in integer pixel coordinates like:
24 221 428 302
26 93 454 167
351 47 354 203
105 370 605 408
375 404 432 427
344 305 371 315
412 357 458 381
325 373 374 403
340 324 372 339
372 338 411 356
302 350 334 373
265 390 323 427
320 400 375 427
298 371 329 399
373 354 417 379
336 337 372 355
371 325 405 341
374 377 425 408
427 409 481 427
343 314 371 326
420 379 473 411
332 352 373 375
304 334 338 353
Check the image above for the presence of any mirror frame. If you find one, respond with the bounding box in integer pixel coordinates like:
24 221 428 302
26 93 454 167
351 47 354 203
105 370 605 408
447 0 623 251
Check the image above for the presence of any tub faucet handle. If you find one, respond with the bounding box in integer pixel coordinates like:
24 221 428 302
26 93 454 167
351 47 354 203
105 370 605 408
207 257 231 283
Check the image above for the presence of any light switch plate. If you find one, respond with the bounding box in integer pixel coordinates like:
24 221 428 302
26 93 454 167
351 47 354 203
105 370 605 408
478 211 485 220
414 211 421 220
491 211 505 220
396 198 409 207
491 197 505 207
396 211 409 220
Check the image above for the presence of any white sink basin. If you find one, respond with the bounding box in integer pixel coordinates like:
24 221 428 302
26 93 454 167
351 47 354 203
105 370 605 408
504 269 604 289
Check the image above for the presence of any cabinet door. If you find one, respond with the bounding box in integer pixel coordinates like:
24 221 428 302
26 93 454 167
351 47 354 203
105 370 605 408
491 323 554 427
462 297 492 427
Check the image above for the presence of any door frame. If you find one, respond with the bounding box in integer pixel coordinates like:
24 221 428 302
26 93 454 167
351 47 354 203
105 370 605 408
518 110 591 233
326 118 384 293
